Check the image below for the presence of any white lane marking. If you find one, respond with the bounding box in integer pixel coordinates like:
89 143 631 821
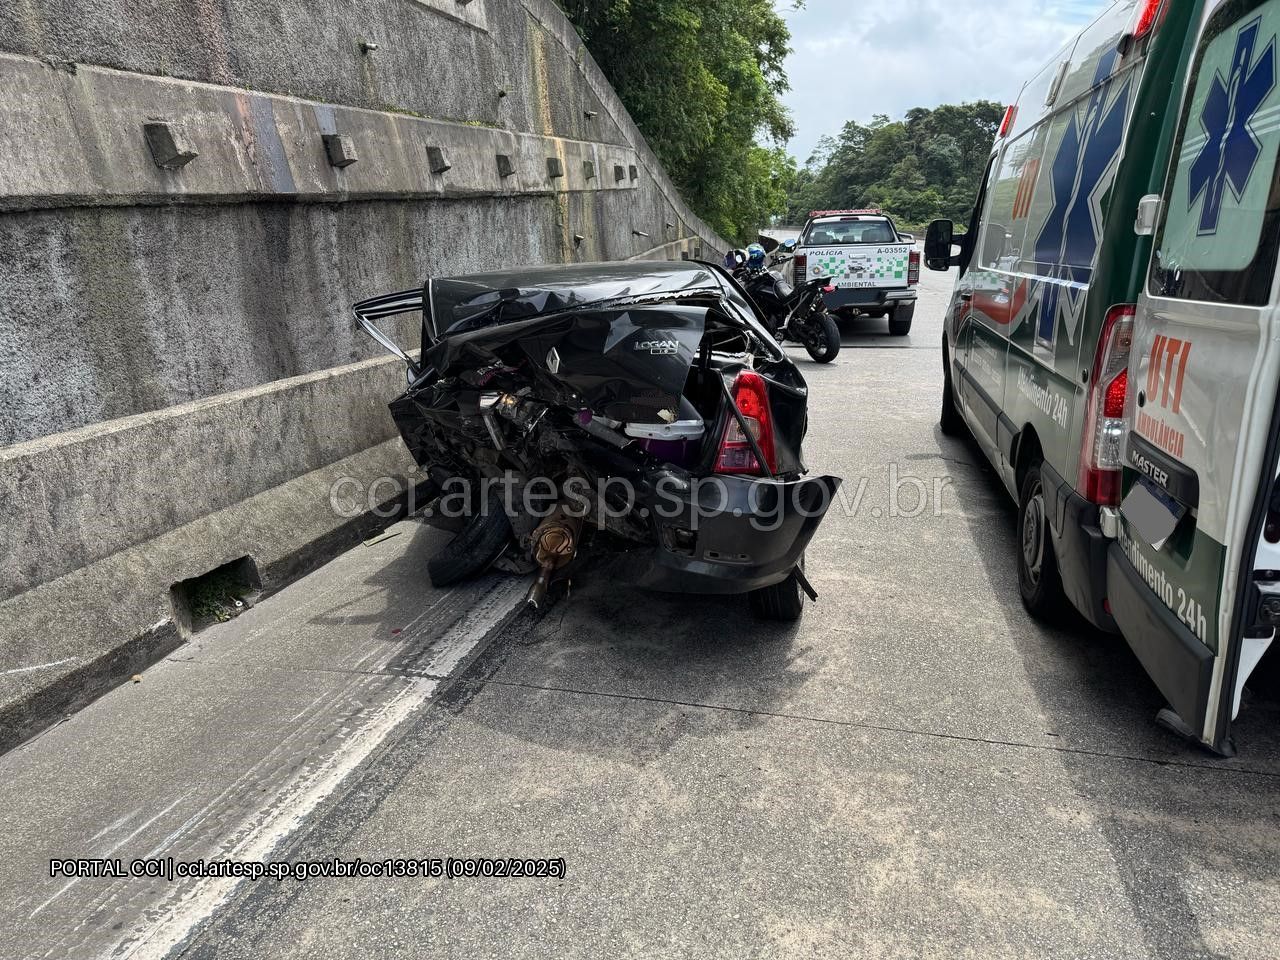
101 794 195 858
88 808 143 842
119 579 525 960
46 678 377 955
29 794 193 921
2 657 77 676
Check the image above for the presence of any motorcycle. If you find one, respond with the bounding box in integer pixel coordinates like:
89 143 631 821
731 239 842 364
354 260 842 622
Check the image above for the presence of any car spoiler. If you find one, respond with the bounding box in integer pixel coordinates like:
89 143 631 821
352 288 424 378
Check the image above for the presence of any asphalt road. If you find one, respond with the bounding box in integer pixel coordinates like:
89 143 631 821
3 266 1280 959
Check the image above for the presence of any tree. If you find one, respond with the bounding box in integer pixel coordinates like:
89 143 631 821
559 0 801 243
786 100 1005 228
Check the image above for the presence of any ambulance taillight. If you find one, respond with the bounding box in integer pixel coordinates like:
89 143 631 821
1079 304 1135 506
1127 0 1166 44
998 105 1017 139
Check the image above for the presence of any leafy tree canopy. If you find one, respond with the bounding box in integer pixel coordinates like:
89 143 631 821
559 3 1002 243
559 0 800 244
785 101 1005 229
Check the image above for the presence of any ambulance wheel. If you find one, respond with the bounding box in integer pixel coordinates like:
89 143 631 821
888 303 914 336
940 346 964 437
1017 463 1066 620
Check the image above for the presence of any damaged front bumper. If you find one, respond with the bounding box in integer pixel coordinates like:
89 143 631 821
601 474 843 595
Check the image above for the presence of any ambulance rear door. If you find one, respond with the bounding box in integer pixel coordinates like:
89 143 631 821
1111 0 1280 752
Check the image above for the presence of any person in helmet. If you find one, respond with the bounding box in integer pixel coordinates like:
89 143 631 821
746 243 767 271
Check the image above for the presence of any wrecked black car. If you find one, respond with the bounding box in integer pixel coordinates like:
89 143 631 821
354 260 842 621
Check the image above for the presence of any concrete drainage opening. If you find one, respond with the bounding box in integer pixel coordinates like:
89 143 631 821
171 557 263 634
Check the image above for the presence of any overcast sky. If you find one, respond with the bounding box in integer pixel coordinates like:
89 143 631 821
777 0 1106 163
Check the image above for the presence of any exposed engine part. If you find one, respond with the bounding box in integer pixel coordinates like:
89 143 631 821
574 409 633 449
478 394 505 451
526 509 584 610
623 420 706 441
490 392 547 436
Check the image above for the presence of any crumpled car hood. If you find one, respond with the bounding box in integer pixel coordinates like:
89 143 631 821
422 304 709 425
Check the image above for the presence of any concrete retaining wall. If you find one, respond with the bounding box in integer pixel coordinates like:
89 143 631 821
0 0 726 750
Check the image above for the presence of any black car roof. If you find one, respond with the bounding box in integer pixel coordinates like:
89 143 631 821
426 260 727 338
433 259 719 298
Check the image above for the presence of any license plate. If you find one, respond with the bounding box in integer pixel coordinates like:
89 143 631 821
1122 476 1186 549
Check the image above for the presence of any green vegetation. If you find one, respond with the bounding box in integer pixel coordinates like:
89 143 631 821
785 102 1005 230
559 0 801 244
187 568 255 625
558 1 1001 243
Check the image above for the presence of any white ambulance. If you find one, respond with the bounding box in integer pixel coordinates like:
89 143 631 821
1111 0 1280 754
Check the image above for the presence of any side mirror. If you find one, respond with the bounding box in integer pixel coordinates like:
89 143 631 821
925 219 961 271
780 238 798 253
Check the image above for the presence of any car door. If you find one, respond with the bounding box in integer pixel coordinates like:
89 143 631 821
1111 0 1280 753
952 156 1007 460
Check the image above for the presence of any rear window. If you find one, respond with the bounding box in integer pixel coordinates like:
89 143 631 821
1150 0 1280 306
803 219 898 245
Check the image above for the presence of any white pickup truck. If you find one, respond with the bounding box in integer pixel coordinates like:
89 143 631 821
786 210 920 336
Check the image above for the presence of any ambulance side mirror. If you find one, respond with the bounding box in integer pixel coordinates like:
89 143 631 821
925 219 962 271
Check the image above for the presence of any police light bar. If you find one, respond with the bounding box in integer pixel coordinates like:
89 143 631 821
808 209 882 218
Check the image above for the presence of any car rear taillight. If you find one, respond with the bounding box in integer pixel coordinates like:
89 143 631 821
793 253 808 282
716 371 777 476
1078 304 1135 506
908 250 921 286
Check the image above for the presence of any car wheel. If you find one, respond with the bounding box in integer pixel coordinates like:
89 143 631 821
940 343 965 436
1017 464 1067 620
888 302 915 336
427 486 514 588
749 559 807 621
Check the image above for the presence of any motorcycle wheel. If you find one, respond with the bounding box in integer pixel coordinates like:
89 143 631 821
802 310 841 364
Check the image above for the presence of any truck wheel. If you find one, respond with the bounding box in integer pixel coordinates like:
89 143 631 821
427 487 514 588
888 303 915 337
940 342 965 437
1017 464 1067 620
804 311 842 364
749 560 806 621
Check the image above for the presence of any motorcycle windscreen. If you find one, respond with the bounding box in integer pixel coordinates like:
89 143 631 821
422 305 708 424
